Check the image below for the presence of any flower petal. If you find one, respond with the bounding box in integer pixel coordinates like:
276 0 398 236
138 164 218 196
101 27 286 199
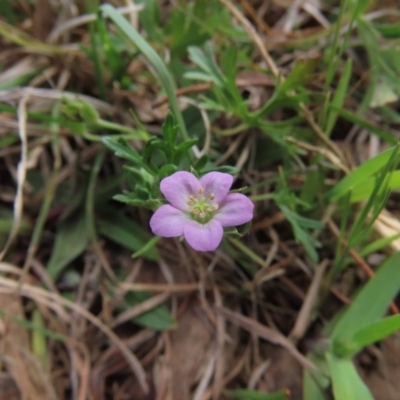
200 172 233 203
183 219 223 252
150 205 189 237
214 193 254 227
160 171 201 211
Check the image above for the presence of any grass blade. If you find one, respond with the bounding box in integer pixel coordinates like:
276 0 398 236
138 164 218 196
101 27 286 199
100 4 189 143
331 251 400 344
326 353 373 400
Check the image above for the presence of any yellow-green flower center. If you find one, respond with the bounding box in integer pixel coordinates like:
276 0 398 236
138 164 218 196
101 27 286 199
187 188 219 223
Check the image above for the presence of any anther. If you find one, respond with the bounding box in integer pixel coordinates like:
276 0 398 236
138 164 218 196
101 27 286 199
208 193 215 200
198 188 204 195
208 203 219 211
199 212 206 218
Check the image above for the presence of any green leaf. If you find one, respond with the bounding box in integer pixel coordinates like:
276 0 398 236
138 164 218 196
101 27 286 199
359 231 400 257
224 389 289 400
102 136 142 164
220 45 238 82
347 170 400 203
278 58 318 94
0 309 67 342
184 70 217 82
0 1 17 23
325 58 352 136
121 165 156 189
96 11 125 81
338 108 396 144
174 139 198 161
124 292 176 331
142 138 168 165
375 22 400 38
101 4 190 144
132 236 161 258
342 315 400 357
327 145 400 201
331 251 400 345
162 112 179 146
193 154 209 173
158 164 178 178
113 193 160 209
0 135 19 149
165 0 222 55
279 205 323 263
350 0 374 18
303 372 326 400
138 0 161 41
300 167 324 205
61 96 100 124
187 43 225 86
97 209 159 261
326 353 373 400
303 354 330 400
31 310 48 367
46 212 89 281
202 165 240 174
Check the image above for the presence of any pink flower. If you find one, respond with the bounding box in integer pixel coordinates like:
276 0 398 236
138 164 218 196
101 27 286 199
150 171 254 251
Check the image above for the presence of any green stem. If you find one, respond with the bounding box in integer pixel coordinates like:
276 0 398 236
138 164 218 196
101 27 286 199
228 237 264 267
250 194 274 202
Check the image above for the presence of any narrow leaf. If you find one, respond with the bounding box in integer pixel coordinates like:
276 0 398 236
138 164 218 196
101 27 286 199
350 315 400 353
326 353 373 400
101 4 189 142
46 213 89 280
331 251 400 344
325 58 352 136
327 145 400 201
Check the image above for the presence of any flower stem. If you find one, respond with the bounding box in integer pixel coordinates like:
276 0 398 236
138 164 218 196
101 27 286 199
228 237 264 267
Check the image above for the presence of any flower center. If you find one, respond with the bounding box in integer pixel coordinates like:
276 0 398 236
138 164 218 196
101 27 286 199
187 188 219 223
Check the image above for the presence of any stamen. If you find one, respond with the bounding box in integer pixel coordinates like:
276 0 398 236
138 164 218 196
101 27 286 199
189 193 218 221
208 203 219 212
187 194 195 205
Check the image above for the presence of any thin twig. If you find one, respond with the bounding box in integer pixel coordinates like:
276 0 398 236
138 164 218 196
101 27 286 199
290 259 329 341
215 306 318 371
0 276 150 393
